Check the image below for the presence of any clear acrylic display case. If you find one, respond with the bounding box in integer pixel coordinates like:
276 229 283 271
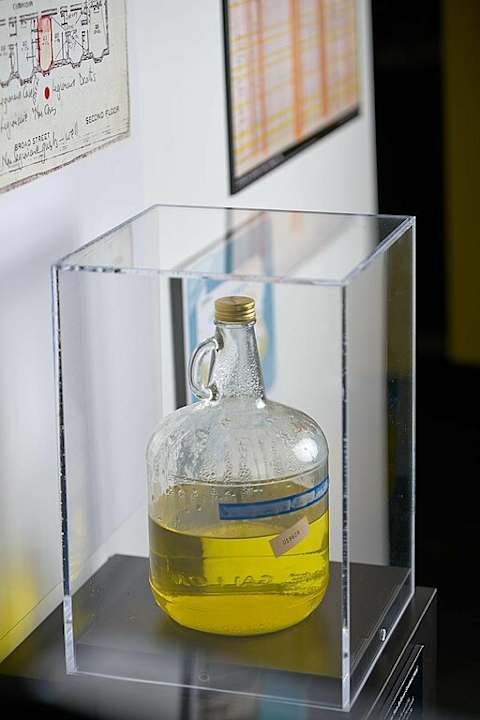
52 205 415 712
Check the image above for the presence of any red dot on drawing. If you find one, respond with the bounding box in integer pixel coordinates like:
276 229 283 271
44 87 50 100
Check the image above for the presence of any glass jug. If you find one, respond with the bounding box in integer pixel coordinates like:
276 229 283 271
147 296 329 635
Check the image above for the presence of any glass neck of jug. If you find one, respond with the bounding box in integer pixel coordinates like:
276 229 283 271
212 321 266 402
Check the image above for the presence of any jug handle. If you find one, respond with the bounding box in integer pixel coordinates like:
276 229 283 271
188 335 219 400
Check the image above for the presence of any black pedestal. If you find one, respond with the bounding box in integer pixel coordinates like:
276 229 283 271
0 555 436 719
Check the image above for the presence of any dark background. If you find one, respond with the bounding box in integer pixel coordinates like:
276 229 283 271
372 1 480 717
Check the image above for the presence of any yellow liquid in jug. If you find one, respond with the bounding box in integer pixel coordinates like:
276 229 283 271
149 483 329 635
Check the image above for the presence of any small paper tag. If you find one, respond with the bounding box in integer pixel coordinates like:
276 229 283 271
270 516 310 557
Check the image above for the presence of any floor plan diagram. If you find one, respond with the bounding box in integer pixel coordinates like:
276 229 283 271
0 0 109 88
0 0 128 192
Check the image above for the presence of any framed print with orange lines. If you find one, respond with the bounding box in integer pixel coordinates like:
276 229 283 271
223 0 360 193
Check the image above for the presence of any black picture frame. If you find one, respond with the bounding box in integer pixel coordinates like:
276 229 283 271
223 0 361 195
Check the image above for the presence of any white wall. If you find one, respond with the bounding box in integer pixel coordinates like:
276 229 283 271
0 0 376 660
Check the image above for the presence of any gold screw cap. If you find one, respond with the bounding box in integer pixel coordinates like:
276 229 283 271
215 296 256 324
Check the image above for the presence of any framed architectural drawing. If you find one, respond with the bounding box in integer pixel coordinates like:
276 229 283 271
224 0 359 193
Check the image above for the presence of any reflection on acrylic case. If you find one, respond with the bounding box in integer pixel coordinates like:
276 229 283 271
183 211 275 402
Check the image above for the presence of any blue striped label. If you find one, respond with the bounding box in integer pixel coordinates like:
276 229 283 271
218 475 329 520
